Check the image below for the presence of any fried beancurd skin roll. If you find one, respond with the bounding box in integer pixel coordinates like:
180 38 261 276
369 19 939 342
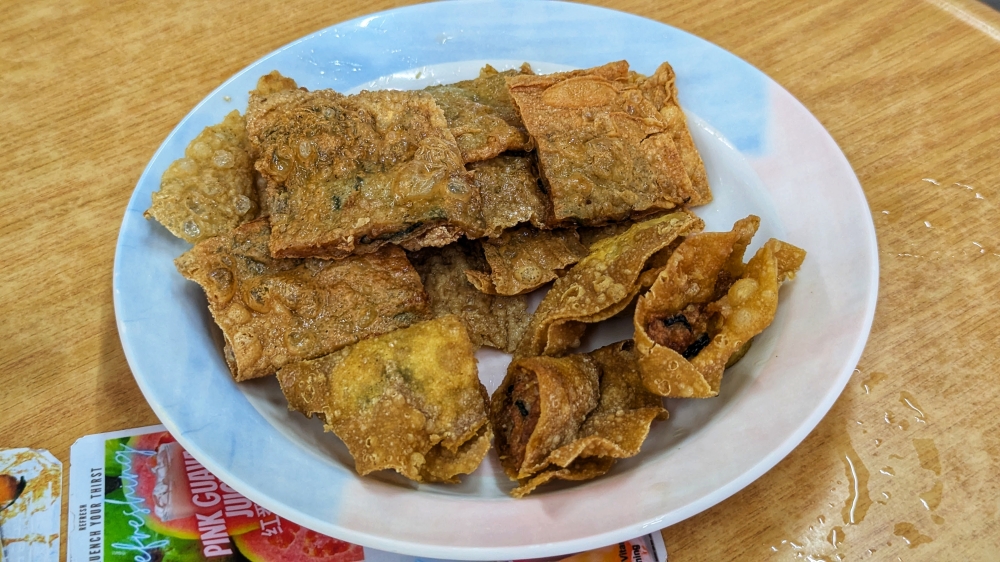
494 341 669 497
277 315 491 483
466 226 589 296
635 216 805 398
491 355 600 480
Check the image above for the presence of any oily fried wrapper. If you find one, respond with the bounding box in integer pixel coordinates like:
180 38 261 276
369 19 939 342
175 219 430 381
636 221 806 398
145 110 258 243
277 315 491 483
515 211 704 357
246 75 481 259
466 226 588 295
425 64 533 163
495 341 667 497
506 61 699 225
633 62 712 206
469 154 554 237
410 243 529 353
491 354 600 479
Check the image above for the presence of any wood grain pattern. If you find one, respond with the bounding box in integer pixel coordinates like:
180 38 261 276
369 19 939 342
1 0 998 559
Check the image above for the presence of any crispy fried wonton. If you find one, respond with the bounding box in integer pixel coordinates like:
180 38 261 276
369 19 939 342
491 341 667 497
246 74 481 259
465 226 589 296
277 315 491 483
469 154 553 237
175 219 430 381
515 211 704 357
145 110 258 243
506 61 702 225
633 63 712 206
635 216 806 397
426 64 533 163
409 243 529 353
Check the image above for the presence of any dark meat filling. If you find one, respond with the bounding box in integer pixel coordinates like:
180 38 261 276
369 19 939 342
495 369 541 470
647 304 712 360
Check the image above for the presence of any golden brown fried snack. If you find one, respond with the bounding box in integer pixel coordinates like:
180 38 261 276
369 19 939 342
492 341 667 497
506 61 701 225
277 315 491 483
466 226 588 296
635 217 806 397
175 219 430 381
409 243 529 353
145 111 258 243
469 154 553 237
246 77 481 259
515 211 704 357
633 62 712 206
426 64 533 163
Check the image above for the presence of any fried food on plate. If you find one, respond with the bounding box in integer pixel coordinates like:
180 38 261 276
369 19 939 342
174 219 430 381
469 154 553 237
491 341 667 497
145 110 258 243
426 64 533 163
277 315 491 483
635 216 806 397
409 243 529 353
246 74 482 259
515 211 703 357
633 62 712 205
465 226 588 296
506 61 703 225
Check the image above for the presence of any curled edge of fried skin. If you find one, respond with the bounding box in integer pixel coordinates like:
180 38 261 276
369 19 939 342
636 230 806 398
495 341 668 497
276 315 492 483
514 210 704 358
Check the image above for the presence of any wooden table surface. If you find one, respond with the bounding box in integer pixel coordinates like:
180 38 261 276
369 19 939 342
3 0 999 559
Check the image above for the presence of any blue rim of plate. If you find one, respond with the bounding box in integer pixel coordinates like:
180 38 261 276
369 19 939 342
113 1 878 558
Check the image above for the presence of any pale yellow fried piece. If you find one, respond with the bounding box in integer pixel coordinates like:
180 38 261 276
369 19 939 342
175 219 430 381
145 110 258 243
491 354 600 479
494 341 667 497
511 457 615 498
246 77 481 259
515 211 704 357
276 316 491 483
426 64 533 163
469 155 553 237
506 61 699 225
635 217 805 397
466 227 588 296
409 243 529 353
632 62 712 205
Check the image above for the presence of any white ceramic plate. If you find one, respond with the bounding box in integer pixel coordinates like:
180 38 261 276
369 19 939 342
113 1 878 559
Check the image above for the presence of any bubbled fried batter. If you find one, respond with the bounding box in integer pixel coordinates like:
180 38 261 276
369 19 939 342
469 154 554 237
409 243 529 353
276 315 491 483
174 219 430 381
466 226 588 296
145 110 258 243
426 64 533 163
246 78 481 259
507 61 701 225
